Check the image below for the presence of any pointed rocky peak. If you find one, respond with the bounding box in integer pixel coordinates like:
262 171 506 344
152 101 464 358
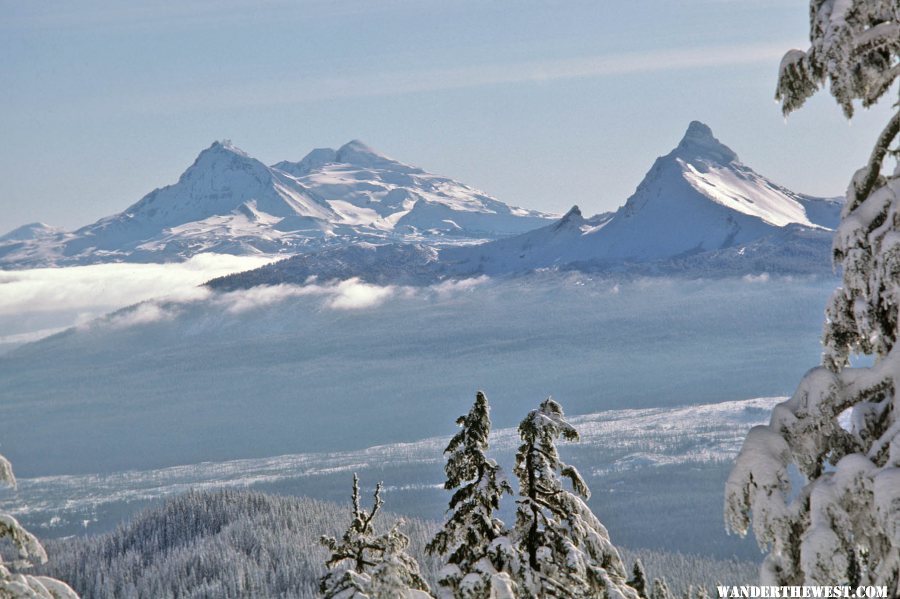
561 205 583 221
554 205 585 230
672 121 738 165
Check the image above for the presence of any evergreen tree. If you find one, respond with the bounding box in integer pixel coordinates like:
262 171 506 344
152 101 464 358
726 0 900 592
512 397 638 598
367 526 433 599
650 578 672 599
426 391 517 598
0 453 79 598
650 577 673 599
320 474 432 599
627 559 649 599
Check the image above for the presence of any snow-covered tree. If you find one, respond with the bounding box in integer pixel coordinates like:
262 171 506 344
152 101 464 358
320 474 431 598
512 397 638 599
650 577 673 599
0 453 79 598
726 0 900 592
367 526 433 599
628 559 649 599
426 391 517 598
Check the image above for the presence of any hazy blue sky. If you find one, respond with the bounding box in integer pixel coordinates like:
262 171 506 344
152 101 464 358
1 0 894 232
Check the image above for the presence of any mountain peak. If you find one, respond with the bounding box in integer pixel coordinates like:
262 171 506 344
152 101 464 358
684 120 714 140
673 121 738 164
561 205 583 221
334 140 419 172
338 139 377 153
173 140 274 192
184 140 262 174
205 139 250 158
0 222 60 242
554 205 585 230
273 147 338 177
335 139 390 164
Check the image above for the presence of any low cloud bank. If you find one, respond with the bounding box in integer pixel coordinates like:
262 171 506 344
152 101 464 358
0 254 275 343
210 278 403 315
81 275 492 334
0 255 494 342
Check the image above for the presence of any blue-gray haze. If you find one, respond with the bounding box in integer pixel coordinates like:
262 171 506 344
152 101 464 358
1 275 833 477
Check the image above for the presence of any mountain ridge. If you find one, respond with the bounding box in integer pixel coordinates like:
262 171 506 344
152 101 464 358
209 122 842 287
0 140 553 269
1 123 842 276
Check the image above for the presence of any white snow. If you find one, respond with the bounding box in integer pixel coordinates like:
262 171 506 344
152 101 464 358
680 160 816 227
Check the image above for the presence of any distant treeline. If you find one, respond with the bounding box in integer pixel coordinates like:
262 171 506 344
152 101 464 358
34 489 756 598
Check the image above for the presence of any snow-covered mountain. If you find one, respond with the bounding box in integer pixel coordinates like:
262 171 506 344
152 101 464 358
212 122 843 287
1 123 842 274
0 222 62 243
0 141 553 268
442 121 842 273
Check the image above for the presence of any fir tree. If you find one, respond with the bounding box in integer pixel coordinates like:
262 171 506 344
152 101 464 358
650 577 673 599
726 0 900 592
628 559 649 599
0 453 79 598
367 526 433 599
512 397 638 598
320 474 432 599
426 391 517 598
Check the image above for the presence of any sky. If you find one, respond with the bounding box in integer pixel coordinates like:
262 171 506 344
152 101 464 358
1 0 895 233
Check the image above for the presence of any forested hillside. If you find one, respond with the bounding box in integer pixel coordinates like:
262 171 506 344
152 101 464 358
35 490 756 598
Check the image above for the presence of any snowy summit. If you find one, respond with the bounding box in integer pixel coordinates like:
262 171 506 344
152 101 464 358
0 140 553 269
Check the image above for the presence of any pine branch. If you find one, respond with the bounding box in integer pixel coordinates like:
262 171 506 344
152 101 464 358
848 109 900 212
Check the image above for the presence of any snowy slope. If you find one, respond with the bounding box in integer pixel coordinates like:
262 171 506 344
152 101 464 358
273 140 549 236
0 222 62 242
0 141 554 268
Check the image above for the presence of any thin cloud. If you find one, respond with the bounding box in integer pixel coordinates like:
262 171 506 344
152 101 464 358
216 284 320 315
103 303 178 330
214 278 399 314
0 327 69 347
134 41 794 114
430 275 490 298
